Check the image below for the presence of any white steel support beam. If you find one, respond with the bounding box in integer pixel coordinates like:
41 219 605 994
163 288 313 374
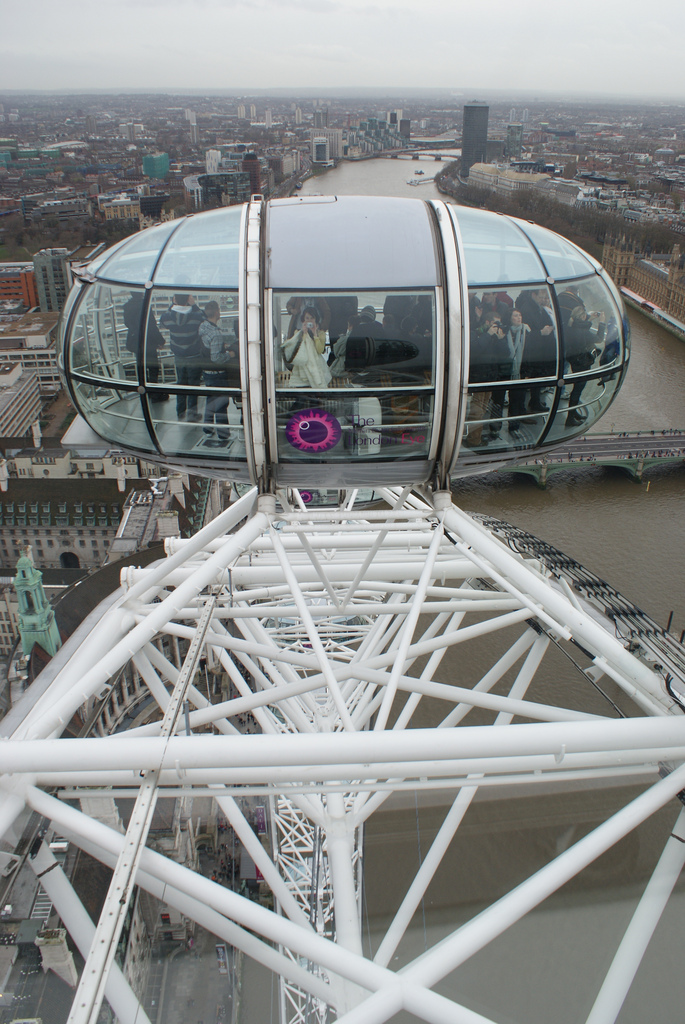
29 842 153 1024
2 487 683 1024
66 595 217 1024
584 806 685 1024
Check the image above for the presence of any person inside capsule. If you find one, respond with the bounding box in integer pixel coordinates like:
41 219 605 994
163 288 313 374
281 306 331 389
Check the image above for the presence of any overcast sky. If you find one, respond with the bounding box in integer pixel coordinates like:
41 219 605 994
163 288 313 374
2 0 685 101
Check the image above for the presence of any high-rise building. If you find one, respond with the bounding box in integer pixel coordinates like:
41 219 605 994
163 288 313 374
310 128 343 160
314 108 329 129
237 104 246 120
265 109 272 130
142 153 169 179
0 363 41 438
312 137 330 164
507 123 524 161
399 119 411 140
249 104 257 120
33 249 71 313
85 115 97 135
0 263 39 308
295 107 302 125
461 101 489 178
522 108 530 124
190 123 199 145
241 152 261 195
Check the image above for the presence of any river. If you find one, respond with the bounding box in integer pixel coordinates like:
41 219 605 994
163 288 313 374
299 157 685 1024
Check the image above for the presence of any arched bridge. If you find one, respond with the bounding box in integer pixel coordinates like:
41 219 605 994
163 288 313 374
507 430 685 486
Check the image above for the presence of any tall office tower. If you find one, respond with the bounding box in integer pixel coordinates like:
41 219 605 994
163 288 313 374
190 123 199 145
314 108 329 129
510 107 517 123
33 248 71 313
241 152 262 194
185 109 196 125
399 118 411 139
507 123 524 161
237 104 246 120
522 107 530 123
265 109 273 129
461 101 489 177
249 104 257 120
388 111 398 126
295 107 303 125
85 115 97 135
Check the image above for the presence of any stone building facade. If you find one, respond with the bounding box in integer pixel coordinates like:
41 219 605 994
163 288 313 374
602 239 685 323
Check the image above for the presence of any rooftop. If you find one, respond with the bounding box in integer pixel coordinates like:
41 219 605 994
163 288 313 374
0 310 59 339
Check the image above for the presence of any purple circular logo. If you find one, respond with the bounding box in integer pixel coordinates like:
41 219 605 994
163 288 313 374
286 408 342 453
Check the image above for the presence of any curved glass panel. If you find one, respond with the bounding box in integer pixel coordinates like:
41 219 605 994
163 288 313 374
70 380 156 453
555 277 624 397
546 369 624 441
468 285 558 388
149 288 240 396
462 381 550 452
85 235 130 276
451 207 546 286
148 393 247 460
68 283 141 384
57 281 86 372
153 207 242 288
272 290 435 463
515 220 595 279
95 220 181 284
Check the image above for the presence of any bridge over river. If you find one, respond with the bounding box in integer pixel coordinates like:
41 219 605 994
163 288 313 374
505 429 685 486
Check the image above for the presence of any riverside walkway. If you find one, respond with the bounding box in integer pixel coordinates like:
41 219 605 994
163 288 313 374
506 429 685 486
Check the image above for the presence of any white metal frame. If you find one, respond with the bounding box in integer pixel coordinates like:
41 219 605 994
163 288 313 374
2 484 683 1024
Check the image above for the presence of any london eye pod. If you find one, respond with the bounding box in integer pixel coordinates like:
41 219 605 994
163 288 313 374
42 198 678 1024
57 196 629 488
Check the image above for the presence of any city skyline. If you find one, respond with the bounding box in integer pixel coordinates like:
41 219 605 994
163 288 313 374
3 0 685 100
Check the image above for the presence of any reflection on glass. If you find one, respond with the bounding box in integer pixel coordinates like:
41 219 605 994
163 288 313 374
69 283 140 383
468 285 558 408
555 277 623 393
71 381 155 452
148 393 246 460
516 220 594 279
151 290 241 422
153 208 243 288
95 221 180 284
273 291 435 387
273 290 436 463
452 207 545 286
546 372 623 441
275 391 434 462
463 385 546 451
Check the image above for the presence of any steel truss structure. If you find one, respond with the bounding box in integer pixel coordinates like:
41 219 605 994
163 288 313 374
2 485 685 1024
